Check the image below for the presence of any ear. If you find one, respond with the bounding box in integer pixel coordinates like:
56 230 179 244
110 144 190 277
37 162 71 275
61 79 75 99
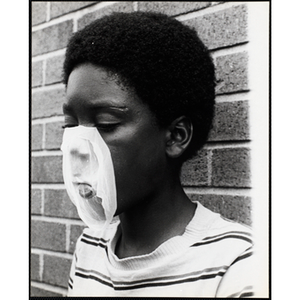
165 116 193 158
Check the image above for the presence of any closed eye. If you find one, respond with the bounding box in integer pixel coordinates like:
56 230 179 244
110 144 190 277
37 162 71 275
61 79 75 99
95 123 120 131
62 124 78 129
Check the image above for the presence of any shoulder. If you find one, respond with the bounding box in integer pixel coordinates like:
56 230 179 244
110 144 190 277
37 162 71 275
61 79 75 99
208 214 253 246
212 218 255 297
192 204 255 297
192 202 252 245
190 203 253 261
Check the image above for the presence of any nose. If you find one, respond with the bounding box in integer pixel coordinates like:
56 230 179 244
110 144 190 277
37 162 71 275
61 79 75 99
70 151 90 177
69 139 98 179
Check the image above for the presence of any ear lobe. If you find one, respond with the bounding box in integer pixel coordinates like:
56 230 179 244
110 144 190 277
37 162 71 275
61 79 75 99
166 116 193 158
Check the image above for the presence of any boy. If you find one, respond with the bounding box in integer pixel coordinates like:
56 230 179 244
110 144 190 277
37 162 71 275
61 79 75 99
61 11 253 297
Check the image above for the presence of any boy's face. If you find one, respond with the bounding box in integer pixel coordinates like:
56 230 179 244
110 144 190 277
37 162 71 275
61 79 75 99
63 63 169 215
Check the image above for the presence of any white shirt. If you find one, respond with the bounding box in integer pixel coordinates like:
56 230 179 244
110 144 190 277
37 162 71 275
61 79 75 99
68 202 254 297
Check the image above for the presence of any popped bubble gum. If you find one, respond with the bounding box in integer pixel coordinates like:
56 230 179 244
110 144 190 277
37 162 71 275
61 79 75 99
61 126 118 231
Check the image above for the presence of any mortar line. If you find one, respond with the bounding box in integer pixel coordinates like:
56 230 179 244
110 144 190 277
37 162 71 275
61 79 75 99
210 43 249 59
215 92 249 103
41 188 45 215
31 149 62 156
73 15 78 33
42 60 47 86
31 248 74 259
32 115 65 125
207 149 213 186
32 82 65 93
31 215 85 226
203 141 251 150
46 2 51 22
184 186 252 197
31 183 66 189
39 253 44 282
65 223 71 253
41 123 46 150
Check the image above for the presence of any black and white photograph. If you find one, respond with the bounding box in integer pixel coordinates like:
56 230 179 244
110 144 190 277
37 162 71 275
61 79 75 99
29 1 270 298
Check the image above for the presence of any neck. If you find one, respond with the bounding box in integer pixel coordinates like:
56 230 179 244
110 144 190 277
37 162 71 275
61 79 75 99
115 179 196 259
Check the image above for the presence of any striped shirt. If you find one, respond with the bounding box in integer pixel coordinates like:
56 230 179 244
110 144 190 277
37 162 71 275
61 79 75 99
68 202 254 297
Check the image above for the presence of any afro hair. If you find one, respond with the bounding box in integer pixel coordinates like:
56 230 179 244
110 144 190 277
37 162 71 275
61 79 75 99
63 11 215 162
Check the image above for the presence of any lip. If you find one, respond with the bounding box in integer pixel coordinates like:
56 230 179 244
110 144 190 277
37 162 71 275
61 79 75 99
77 183 96 199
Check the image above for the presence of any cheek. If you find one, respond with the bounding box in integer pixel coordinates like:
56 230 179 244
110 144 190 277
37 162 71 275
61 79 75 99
111 141 159 183
105 124 164 177
108 133 167 204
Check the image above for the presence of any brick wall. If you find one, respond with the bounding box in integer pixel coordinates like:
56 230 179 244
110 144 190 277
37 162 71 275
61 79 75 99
31 1 254 296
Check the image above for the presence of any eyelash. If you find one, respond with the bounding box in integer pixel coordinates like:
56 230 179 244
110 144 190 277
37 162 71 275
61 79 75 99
95 123 120 132
62 123 119 131
62 124 77 129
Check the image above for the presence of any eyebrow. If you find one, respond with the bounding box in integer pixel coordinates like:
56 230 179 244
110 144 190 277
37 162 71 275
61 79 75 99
62 103 129 114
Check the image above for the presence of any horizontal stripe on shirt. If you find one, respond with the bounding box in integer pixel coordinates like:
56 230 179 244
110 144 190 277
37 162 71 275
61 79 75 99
74 265 229 290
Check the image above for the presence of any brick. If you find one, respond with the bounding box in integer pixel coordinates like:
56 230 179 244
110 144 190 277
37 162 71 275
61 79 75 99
209 100 250 141
32 61 43 87
45 55 64 85
31 220 66 252
211 147 251 187
184 5 248 50
215 52 248 95
31 2 47 26
31 156 63 183
30 286 65 297
31 189 42 215
44 189 80 219
32 86 65 119
181 149 209 186
45 121 64 150
43 255 72 288
31 124 43 150
69 224 86 254
138 2 212 16
50 2 97 19
31 253 41 281
32 20 73 56
78 2 134 30
188 193 252 226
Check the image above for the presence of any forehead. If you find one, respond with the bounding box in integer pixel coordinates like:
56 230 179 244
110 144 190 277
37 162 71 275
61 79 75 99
65 63 134 109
